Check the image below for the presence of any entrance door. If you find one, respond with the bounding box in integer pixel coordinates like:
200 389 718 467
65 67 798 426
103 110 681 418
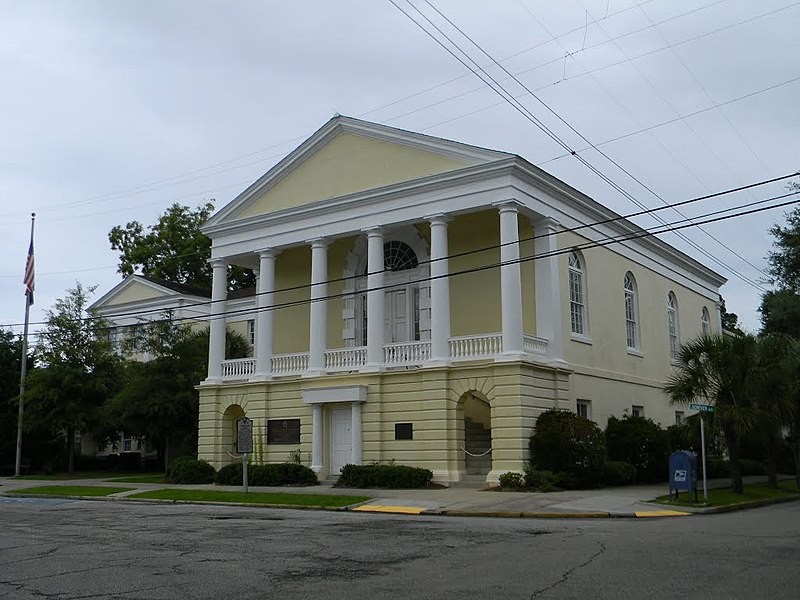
329 406 352 477
385 289 408 343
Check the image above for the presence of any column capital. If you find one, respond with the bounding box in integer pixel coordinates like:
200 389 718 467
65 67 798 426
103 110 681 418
305 237 329 249
492 199 524 214
361 225 383 236
208 257 227 268
532 216 560 230
425 213 452 225
256 248 281 259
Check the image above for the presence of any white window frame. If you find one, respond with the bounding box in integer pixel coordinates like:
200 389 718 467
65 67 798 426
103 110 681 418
667 292 679 360
247 319 255 347
624 272 640 351
701 306 711 336
631 405 644 418
568 250 587 337
675 411 685 425
576 399 591 420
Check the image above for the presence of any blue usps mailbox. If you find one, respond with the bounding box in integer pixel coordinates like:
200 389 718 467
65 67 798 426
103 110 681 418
669 450 698 501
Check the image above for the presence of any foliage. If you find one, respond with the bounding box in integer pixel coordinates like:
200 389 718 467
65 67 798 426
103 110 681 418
529 409 606 489
603 461 637 486
106 318 249 470
213 462 318 486
522 466 556 491
759 289 800 338
169 458 216 484
765 186 800 293
719 297 744 335
498 472 524 489
167 455 197 479
665 334 761 494
108 202 254 291
334 464 433 489
24 284 121 473
605 415 670 483
0 328 37 470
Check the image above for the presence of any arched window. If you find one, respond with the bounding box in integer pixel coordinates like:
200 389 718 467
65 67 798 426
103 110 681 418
667 292 679 360
624 272 639 350
701 306 711 336
384 241 419 271
568 250 587 335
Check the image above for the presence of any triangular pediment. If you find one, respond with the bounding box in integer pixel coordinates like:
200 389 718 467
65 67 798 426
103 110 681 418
207 116 510 225
90 275 209 311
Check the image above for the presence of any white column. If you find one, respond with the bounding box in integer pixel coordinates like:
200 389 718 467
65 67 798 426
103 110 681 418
204 258 227 383
428 214 451 364
311 404 323 473
252 249 277 380
307 238 328 374
351 401 362 465
365 227 384 369
497 202 524 357
534 217 564 363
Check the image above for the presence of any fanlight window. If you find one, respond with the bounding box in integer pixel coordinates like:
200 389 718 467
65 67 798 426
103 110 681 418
568 251 586 335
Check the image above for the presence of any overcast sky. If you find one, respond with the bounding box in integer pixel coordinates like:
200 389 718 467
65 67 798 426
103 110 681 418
1 0 798 337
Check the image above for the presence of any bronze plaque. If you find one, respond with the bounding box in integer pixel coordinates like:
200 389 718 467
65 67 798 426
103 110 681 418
267 419 301 445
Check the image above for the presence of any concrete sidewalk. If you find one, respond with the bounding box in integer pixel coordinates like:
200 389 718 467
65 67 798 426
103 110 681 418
1 475 764 518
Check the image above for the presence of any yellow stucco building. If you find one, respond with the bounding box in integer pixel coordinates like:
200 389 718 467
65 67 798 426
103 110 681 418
95 116 726 484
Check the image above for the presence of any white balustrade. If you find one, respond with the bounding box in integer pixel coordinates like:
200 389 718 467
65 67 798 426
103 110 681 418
271 352 310 375
221 357 256 380
326 346 367 371
523 335 548 356
449 333 503 360
384 340 432 366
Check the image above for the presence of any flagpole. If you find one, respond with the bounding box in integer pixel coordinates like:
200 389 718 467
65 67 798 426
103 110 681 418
15 213 35 477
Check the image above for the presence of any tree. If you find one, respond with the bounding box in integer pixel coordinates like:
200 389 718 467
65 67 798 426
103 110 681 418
665 334 760 494
24 284 120 473
605 415 670 483
106 315 249 470
719 297 744 335
759 289 800 338
766 181 800 292
109 202 254 291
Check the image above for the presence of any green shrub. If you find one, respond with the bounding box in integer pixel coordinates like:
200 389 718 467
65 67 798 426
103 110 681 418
167 456 195 480
498 472 524 489
703 457 731 478
523 466 556 491
605 415 669 483
170 458 215 484
213 462 318 486
334 464 433 489
529 409 606 488
603 461 637 486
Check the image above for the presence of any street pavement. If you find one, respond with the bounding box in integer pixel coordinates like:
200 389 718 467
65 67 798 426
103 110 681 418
0 475 782 518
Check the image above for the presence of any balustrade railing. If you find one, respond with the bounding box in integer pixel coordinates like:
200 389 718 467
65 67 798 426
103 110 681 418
384 340 432 366
271 352 309 376
523 335 548 356
449 333 503 360
326 346 367 371
221 357 256 380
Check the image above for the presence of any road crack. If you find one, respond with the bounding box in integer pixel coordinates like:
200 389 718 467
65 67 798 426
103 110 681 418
529 540 607 599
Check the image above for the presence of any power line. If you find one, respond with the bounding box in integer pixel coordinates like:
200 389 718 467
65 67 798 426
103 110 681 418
6 182 798 331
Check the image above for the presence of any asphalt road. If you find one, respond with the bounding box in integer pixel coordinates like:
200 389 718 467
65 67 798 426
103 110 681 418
1 497 799 599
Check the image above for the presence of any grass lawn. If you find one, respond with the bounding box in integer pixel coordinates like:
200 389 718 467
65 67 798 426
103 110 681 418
654 480 800 508
107 474 166 484
13 471 159 481
8 485 133 496
129 488 371 508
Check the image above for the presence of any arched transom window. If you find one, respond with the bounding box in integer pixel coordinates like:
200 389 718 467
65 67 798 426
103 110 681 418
667 292 679 360
384 241 419 272
624 273 639 350
568 250 586 336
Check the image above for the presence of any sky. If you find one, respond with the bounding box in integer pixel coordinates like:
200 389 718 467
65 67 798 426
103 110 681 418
1 0 798 337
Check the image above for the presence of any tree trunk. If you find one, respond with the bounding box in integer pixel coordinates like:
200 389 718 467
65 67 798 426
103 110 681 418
723 423 744 494
67 426 75 474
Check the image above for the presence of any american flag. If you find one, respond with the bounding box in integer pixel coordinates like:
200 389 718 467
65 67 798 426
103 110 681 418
24 237 34 305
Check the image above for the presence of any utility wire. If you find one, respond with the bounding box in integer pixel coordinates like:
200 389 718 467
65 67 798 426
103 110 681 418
10 185 799 332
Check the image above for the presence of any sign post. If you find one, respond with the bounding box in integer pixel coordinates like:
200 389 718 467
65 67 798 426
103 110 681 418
237 417 253 493
690 403 714 503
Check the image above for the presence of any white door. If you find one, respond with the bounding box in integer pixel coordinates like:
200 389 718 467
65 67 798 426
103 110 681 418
329 406 352 476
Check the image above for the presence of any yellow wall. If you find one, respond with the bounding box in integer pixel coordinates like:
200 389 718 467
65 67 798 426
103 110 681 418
103 282 169 305
237 132 469 218
273 246 311 354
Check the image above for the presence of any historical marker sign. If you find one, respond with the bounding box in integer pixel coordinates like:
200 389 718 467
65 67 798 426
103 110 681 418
690 403 714 413
237 417 253 454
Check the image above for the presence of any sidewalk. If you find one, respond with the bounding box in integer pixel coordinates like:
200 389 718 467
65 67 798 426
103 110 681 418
1 475 767 518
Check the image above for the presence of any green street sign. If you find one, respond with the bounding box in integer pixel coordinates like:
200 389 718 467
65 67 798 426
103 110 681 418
690 403 714 413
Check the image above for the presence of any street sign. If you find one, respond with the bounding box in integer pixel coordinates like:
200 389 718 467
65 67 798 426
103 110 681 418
690 403 714 413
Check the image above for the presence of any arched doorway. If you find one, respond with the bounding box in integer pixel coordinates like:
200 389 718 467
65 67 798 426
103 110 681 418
459 392 492 478
221 404 245 464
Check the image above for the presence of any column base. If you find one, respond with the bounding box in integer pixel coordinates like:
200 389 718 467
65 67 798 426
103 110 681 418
200 377 223 386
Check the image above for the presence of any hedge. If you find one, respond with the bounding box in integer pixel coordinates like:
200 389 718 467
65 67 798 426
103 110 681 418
169 458 216 484
214 462 318 486
334 464 433 489
603 461 637 486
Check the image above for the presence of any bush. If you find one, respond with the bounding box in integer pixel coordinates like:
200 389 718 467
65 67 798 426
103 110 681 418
703 457 730 478
335 464 433 489
213 462 319 486
169 457 215 484
118 452 142 472
498 472 524 489
605 415 669 483
739 458 765 476
529 409 606 489
603 461 637 486
167 455 195 479
523 466 556 491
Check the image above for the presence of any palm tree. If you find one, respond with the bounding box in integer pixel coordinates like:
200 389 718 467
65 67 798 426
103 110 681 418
665 334 760 494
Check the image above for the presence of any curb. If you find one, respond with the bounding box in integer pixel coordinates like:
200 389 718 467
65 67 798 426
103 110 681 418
658 493 800 515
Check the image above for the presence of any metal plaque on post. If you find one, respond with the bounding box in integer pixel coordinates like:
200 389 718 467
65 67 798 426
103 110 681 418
237 417 253 454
